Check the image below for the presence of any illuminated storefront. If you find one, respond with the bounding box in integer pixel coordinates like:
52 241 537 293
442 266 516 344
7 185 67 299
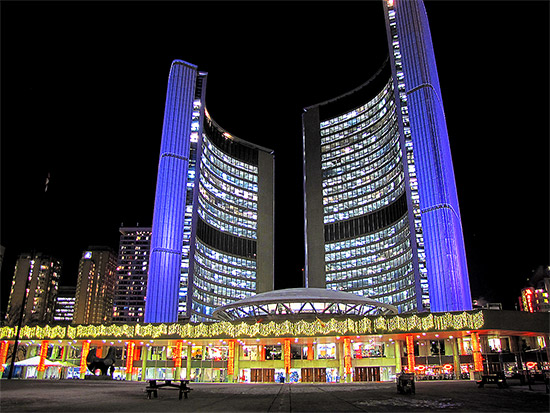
1 310 548 383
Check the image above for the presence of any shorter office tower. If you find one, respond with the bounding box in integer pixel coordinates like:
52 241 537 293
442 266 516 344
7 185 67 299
519 265 550 313
5 253 61 326
73 247 117 324
113 227 152 323
53 286 76 323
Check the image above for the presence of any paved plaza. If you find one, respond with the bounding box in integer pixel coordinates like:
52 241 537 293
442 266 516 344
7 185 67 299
1 379 548 412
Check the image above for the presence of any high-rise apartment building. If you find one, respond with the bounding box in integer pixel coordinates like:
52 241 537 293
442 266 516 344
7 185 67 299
302 0 471 313
5 253 61 326
73 247 117 324
113 227 151 323
519 266 550 313
145 60 275 323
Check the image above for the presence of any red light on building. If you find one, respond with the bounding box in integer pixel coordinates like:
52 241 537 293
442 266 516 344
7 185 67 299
526 361 537 369
406 335 415 373
443 364 453 371
471 333 483 372
126 341 135 373
284 339 291 374
416 364 425 371
174 340 183 368
80 341 90 375
344 337 352 375
228 340 236 376
0 341 9 372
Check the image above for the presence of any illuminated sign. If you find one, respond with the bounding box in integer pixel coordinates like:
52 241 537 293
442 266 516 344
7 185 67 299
37 340 49 372
126 342 135 373
174 340 183 368
406 335 415 373
344 337 352 375
471 333 483 372
80 341 90 376
228 340 236 376
0 341 9 372
284 339 291 375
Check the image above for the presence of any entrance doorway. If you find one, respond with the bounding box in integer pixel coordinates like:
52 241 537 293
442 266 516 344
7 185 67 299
250 368 275 382
354 367 380 382
301 368 327 382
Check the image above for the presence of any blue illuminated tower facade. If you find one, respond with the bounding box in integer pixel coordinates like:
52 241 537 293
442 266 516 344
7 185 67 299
145 60 275 323
303 0 472 313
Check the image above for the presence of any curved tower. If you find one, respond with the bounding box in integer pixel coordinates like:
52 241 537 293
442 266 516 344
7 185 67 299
303 0 471 313
145 60 274 323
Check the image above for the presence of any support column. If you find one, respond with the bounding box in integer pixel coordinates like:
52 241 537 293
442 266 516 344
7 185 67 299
233 342 240 383
394 340 402 373
186 345 192 380
452 338 460 379
141 346 149 381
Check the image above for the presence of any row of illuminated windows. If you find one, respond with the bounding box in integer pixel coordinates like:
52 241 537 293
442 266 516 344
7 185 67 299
326 243 412 274
205 140 258 174
200 163 258 203
199 178 256 213
327 271 414 299
198 192 256 230
325 215 408 252
321 100 396 162
193 284 251 309
202 141 258 184
325 222 410 264
197 200 257 240
326 261 413 290
194 264 255 294
194 248 256 281
323 177 404 224
320 104 392 151
201 145 258 192
198 183 257 223
195 240 256 270
321 116 398 174
319 81 393 134
322 138 402 197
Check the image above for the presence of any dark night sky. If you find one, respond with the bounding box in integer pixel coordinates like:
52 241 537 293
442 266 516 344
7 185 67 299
1 1 548 314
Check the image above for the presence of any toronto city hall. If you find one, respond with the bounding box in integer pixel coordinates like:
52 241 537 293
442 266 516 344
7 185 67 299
145 0 471 324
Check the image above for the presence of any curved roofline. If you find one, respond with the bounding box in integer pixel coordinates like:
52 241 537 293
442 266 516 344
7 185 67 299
204 107 274 155
212 288 398 321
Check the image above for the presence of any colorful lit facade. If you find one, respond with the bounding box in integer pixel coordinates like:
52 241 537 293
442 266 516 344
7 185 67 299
518 266 550 313
1 310 547 382
302 0 471 313
146 60 274 323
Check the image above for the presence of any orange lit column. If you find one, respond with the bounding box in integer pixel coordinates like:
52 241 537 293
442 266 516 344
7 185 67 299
343 337 352 382
227 340 236 382
471 332 483 378
174 340 183 379
0 341 10 373
80 341 90 379
406 335 415 374
284 339 291 380
307 343 314 360
125 341 135 380
37 340 49 379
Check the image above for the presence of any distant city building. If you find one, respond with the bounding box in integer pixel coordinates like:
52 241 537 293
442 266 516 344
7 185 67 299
73 247 117 324
519 266 550 313
5 253 61 326
53 286 76 323
113 227 152 323
145 60 275 323
302 0 471 313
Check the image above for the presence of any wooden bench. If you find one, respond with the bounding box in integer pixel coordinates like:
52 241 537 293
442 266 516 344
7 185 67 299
477 374 507 388
146 379 193 399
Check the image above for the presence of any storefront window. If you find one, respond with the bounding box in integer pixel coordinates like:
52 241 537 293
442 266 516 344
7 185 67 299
191 345 203 360
265 345 281 360
317 343 336 359
352 342 384 358
242 346 258 360
205 346 228 361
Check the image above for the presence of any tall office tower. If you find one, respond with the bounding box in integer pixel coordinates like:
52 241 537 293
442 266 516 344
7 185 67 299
5 253 61 326
53 286 76 323
73 247 118 324
112 227 152 323
145 60 275 323
302 0 471 313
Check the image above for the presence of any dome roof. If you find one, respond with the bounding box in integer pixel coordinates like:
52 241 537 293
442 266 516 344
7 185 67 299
212 288 398 321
